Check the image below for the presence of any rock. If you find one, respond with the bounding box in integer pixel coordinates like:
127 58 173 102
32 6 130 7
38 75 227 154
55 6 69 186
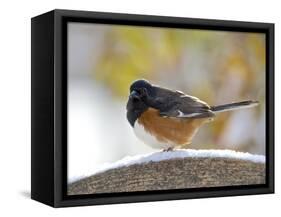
68 153 265 195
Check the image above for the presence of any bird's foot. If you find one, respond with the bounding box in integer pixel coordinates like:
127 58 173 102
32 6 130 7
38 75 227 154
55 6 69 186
162 147 174 152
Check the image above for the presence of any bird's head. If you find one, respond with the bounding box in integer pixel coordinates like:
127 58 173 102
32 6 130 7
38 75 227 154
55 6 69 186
126 79 155 126
129 79 155 101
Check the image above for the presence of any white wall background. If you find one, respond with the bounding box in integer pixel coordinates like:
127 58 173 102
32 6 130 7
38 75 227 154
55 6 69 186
0 0 279 216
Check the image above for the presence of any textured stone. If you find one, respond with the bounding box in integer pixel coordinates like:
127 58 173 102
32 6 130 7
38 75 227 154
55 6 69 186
68 157 265 195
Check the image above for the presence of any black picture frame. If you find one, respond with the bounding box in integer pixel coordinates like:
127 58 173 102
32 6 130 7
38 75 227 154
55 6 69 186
31 9 274 207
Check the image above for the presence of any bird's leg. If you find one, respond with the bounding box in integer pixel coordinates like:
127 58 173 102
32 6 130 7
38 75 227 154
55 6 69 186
163 147 174 152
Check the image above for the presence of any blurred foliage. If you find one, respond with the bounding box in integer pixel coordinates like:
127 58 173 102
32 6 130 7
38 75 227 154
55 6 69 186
94 27 265 101
95 27 188 97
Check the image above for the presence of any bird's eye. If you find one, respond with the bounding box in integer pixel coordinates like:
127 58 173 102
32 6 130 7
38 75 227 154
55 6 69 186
140 88 147 95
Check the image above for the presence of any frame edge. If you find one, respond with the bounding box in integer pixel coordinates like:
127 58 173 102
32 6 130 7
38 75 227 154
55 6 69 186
31 10 56 207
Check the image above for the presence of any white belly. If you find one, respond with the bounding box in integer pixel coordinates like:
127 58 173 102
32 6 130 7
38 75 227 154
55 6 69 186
133 121 173 149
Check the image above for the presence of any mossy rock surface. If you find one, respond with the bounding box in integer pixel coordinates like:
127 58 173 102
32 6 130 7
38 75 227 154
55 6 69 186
68 152 265 195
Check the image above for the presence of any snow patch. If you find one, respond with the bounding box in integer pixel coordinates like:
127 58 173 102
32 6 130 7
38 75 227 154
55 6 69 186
69 149 265 183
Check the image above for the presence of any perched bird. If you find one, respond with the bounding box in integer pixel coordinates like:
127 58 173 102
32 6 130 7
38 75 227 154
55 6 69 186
126 79 259 151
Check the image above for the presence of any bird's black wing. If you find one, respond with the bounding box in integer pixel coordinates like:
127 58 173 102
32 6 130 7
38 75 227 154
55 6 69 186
150 87 215 119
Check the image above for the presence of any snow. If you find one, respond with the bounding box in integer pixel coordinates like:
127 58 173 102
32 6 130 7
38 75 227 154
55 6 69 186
69 149 265 183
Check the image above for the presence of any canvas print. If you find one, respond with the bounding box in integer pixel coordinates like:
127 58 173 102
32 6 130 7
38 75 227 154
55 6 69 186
67 22 266 195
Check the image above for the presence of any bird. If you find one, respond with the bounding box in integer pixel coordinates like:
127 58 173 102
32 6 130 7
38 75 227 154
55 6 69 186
126 79 259 151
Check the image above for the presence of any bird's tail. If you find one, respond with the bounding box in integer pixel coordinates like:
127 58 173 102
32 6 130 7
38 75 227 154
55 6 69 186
210 100 259 113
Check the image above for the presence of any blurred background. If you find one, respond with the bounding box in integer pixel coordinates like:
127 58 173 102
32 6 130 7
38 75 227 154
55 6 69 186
67 22 265 183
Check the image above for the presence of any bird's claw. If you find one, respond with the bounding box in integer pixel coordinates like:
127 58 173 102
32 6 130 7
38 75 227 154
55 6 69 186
163 147 174 152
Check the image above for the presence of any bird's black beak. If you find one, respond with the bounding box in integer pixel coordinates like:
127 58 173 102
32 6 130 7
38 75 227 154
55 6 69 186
129 90 140 100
